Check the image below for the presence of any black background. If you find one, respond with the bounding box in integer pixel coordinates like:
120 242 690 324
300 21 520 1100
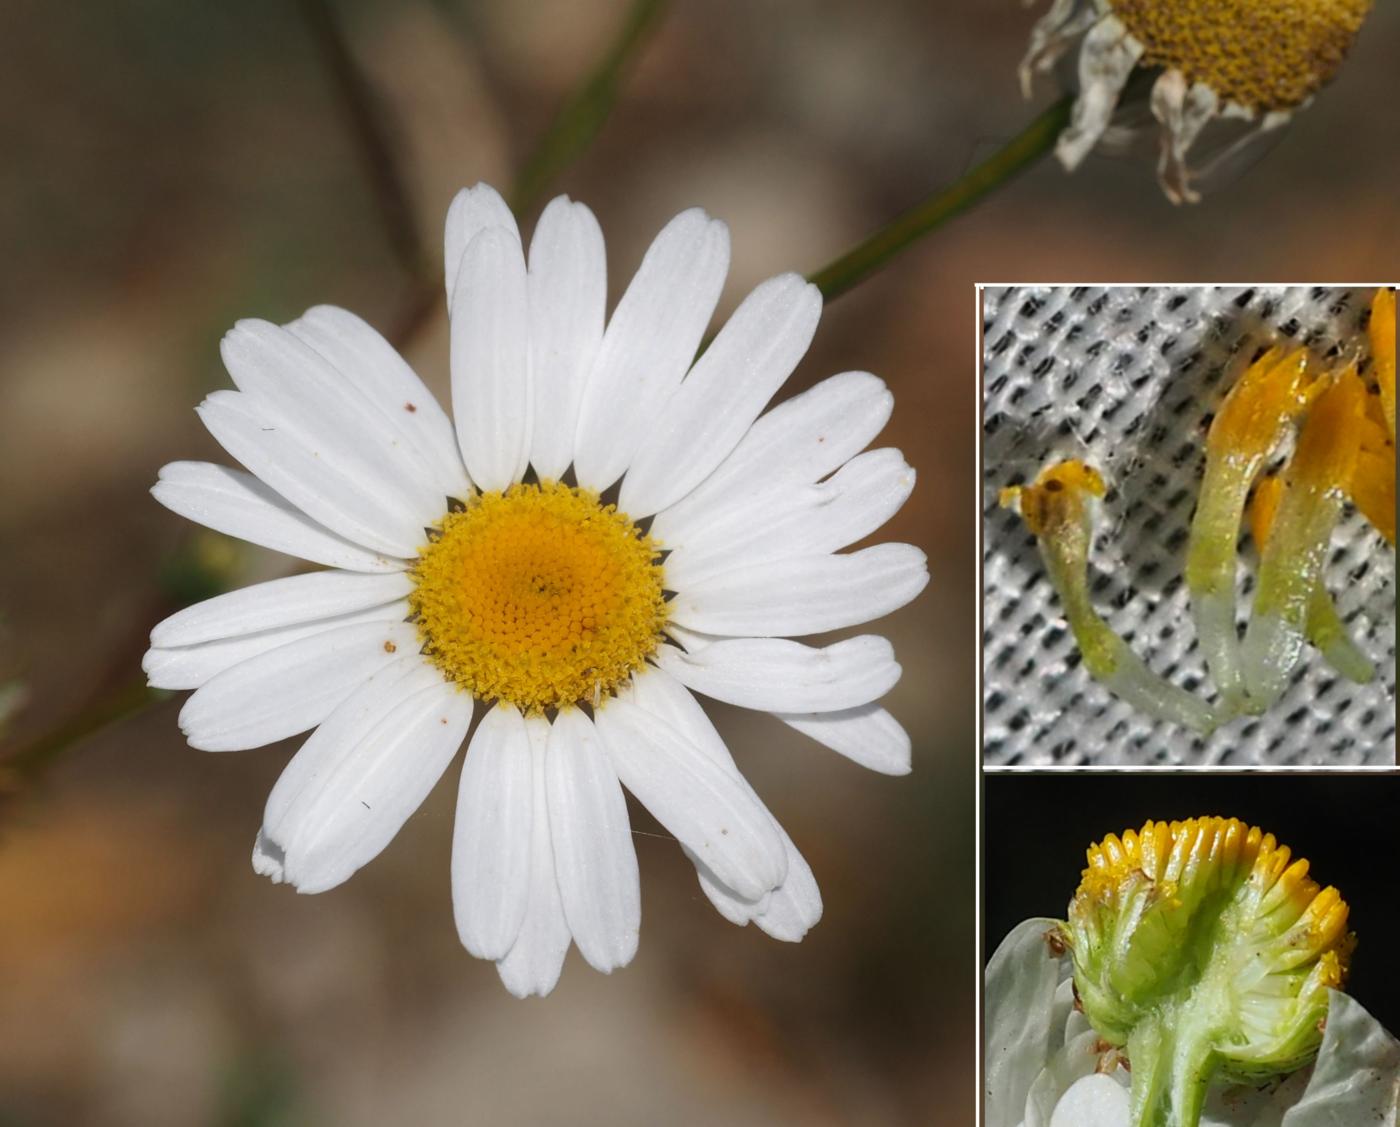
983 772 1399 1032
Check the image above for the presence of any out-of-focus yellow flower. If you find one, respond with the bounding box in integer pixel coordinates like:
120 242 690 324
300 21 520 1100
1021 0 1375 202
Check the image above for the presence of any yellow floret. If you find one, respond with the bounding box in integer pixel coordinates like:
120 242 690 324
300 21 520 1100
1370 287 1395 442
1107 0 1373 111
409 481 668 713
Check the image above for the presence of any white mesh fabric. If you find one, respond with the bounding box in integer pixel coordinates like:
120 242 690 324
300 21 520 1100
982 285 1396 767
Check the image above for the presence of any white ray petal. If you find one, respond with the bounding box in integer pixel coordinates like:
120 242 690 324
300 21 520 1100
655 637 901 713
1150 69 1221 205
544 707 640 973
527 196 606 481
221 320 444 524
595 697 786 901
450 226 532 491
776 705 912 776
452 704 535 960
1055 16 1145 171
196 390 426 557
286 305 472 500
253 658 470 894
573 209 730 492
143 601 411 690
651 370 893 547
444 183 520 308
628 669 820 940
177 619 421 752
663 447 916 586
620 273 821 517
667 543 929 637
496 716 573 998
152 462 406 573
151 570 412 648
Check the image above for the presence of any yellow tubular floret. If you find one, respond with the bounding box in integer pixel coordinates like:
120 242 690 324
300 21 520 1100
1242 368 1366 708
1250 475 1376 683
1351 450 1396 545
1187 348 1312 713
1371 287 1395 442
1003 460 1217 733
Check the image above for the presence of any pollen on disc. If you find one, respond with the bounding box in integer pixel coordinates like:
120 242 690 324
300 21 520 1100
410 481 668 713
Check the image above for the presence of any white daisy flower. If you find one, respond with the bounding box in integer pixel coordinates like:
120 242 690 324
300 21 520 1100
144 184 928 998
1020 0 1374 203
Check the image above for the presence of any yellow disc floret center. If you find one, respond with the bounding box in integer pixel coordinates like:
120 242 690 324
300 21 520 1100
409 482 668 713
1107 0 1372 110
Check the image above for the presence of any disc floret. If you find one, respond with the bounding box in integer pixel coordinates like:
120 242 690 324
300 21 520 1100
409 481 668 713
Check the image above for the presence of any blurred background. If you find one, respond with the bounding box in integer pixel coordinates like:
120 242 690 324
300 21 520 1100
0 1 1396 1125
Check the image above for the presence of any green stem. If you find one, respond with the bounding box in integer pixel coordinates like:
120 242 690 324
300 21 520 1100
509 0 671 217
299 0 430 284
1 674 156 795
807 94 1073 302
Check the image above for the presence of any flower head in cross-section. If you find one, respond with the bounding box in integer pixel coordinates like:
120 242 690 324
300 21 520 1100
1020 0 1375 203
144 184 927 998
985 817 1399 1127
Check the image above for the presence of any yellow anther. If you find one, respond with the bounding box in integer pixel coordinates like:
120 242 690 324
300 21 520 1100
409 481 668 713
999 459 1105 539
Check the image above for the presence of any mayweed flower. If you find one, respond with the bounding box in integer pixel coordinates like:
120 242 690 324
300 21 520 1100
1020 0 1375 202
985 817 1399 1127
144 183 927 997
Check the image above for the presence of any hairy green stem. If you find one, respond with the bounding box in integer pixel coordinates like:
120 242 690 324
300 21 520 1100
807 94 1072 301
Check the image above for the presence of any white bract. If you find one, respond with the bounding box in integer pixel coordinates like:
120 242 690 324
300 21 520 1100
146 183 927 998
985 919 1400 1127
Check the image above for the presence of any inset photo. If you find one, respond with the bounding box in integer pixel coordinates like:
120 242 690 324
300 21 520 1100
982 773 1400 1127
981 285 1396 768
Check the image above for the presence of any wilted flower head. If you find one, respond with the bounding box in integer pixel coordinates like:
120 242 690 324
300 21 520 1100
1021 0 1375 202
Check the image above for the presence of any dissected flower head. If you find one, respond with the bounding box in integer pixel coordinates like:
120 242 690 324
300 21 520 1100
1022 0 1375 202
1061 816 1354 1127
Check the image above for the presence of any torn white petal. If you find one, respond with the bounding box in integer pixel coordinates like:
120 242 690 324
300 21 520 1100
1056 16 1144 171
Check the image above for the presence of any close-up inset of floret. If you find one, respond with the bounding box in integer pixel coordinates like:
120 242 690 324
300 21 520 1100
993 287 1396 756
